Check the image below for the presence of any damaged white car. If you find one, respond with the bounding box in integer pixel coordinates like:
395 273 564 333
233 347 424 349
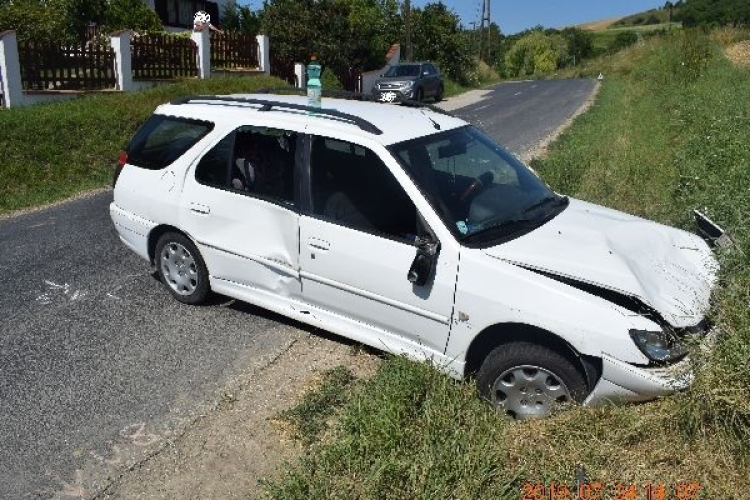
110 93 725 419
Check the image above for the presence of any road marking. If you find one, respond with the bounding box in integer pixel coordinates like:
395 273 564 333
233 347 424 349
120 422 160 447
37 280 87 303
514 91 523 96
473 103 493 112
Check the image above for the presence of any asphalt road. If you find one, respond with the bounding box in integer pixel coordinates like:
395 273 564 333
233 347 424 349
0 78 596 499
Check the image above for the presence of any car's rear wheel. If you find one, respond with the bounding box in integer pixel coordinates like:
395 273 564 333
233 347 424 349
155 232 210 305
476 342 587 420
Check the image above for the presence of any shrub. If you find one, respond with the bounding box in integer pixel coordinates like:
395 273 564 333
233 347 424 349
609 31 639 53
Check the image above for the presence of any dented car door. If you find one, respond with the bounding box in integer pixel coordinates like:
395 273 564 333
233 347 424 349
179 126 302 298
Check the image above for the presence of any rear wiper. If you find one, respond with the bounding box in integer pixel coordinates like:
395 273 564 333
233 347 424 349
523 195 568 215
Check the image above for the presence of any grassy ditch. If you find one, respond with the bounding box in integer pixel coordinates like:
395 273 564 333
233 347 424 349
262 30 750 500
0 75 283 214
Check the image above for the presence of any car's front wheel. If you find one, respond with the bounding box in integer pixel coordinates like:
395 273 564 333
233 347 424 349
435 84 444 103
155 232 210 305
476 342 588 419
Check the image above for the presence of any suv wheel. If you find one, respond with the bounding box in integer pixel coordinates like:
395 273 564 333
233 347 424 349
415 88 424 102
155 232 210 305
476 342 587 420
435 85 444 103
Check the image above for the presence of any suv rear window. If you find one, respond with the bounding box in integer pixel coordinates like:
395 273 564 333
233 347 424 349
127 115 213 170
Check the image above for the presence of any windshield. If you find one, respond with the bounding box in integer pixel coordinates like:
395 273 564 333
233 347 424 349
390 126 568 246
384 65 421 77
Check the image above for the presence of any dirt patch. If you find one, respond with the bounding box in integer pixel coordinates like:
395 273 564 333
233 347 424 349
436 88 494 112
98 333 380 500
726 41 750 67
576 18 621 31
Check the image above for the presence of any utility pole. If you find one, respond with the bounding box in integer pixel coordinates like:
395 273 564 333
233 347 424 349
480 0 491 62
404 0 413 62
469 20 478 60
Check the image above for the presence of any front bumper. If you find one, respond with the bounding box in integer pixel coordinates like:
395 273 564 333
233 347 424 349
374 87 415 102
584 328 719 406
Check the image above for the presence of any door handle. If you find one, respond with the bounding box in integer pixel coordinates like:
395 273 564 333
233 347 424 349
308 237 330 251
189 202 210 215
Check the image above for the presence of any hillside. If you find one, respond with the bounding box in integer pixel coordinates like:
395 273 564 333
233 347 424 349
613 7 674 27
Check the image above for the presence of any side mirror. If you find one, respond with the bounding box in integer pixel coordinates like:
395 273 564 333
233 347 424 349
407 237 440 286
423 71 429 76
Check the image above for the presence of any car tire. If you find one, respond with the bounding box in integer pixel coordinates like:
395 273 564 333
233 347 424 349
154 232 210 305
435 85 444 103
415 88 424 102
476 341 588 420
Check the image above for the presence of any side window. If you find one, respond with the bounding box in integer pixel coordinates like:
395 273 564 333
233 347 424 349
128 115 213 170
310 136 418 242
196 133 234 187
195 126 297 207
428 64 438 75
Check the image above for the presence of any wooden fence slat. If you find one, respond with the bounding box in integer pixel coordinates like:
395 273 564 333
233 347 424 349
18 39 116 91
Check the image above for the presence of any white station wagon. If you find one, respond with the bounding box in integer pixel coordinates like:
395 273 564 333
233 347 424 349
110 93 724 419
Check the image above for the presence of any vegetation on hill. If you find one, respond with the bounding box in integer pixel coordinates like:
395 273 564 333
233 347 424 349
261 28 750 500
676 0 750 26
613 6 675 27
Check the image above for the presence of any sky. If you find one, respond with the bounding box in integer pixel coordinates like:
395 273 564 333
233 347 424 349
240 0 667 35
417 0 668 34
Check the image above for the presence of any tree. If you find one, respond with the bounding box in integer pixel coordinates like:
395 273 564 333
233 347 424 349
0 0 67 42
608 31 638 53
504 31 568 77
560 27 593 65
261 0 398 90
103 0 164 34
221 0 260 35
410 2 472 84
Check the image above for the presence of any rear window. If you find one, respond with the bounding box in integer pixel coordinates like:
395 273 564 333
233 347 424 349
127 115 213 170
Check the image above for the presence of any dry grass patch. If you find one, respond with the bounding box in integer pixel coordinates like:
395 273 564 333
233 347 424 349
726 40 750 66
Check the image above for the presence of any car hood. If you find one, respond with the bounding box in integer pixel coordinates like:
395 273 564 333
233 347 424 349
376 76 418 84
482 198 719 328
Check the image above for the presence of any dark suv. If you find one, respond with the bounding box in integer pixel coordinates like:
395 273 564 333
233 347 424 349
372 62 444 103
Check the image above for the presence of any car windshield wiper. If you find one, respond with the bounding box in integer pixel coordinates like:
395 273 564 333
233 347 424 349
462 218 537 242
522 195 568 215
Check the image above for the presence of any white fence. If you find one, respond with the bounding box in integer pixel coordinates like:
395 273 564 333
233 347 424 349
0 29 274 108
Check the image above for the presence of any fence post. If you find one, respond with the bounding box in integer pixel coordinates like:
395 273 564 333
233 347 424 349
256 34 270 75
110 30 132 91
0 30 25 108
294 62 305 88
191 29 211 79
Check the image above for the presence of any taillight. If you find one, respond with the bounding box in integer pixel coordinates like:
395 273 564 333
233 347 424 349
113 150 127 187
118 150 128 167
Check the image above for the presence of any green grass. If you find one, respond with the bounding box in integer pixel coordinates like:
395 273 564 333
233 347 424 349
262 30 750 499
263 358 519 500
0 75 284 214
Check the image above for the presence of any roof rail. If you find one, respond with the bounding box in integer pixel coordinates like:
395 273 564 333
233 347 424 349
169 95 383 135
255 86 456 117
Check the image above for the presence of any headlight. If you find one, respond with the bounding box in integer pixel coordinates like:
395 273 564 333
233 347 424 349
629 329 688 363
401 80 415 88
